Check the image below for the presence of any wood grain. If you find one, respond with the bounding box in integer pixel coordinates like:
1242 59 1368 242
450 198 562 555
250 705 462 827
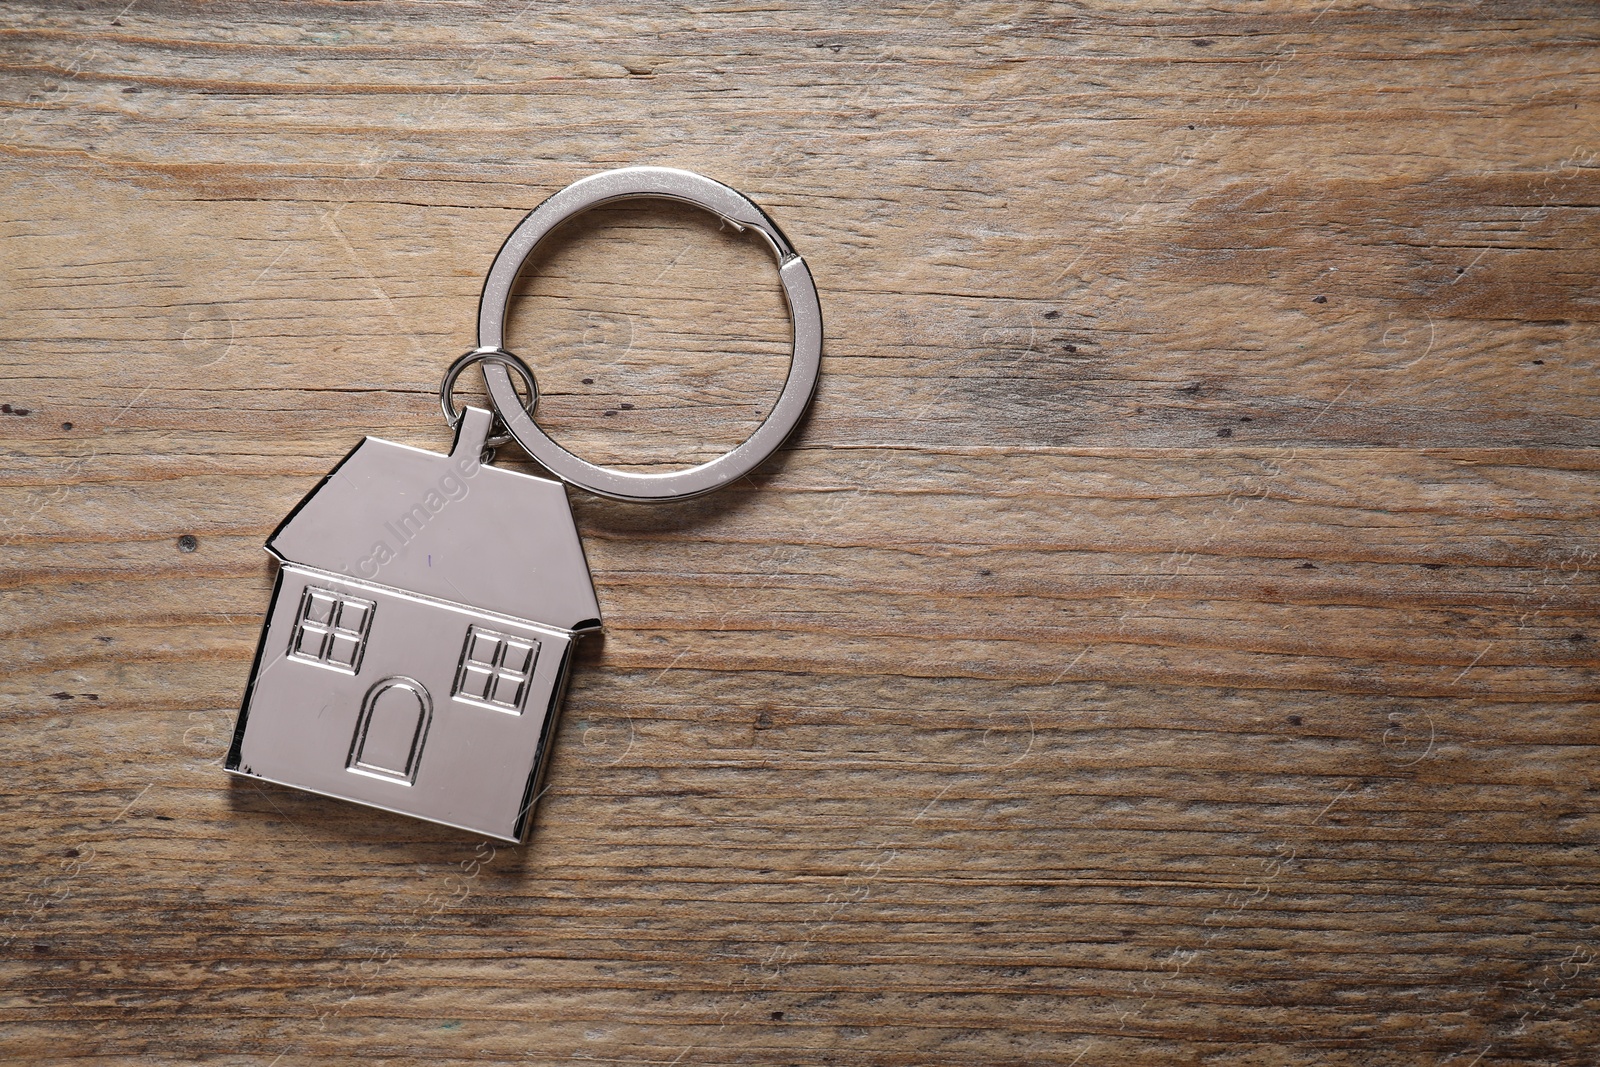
2 2 1598 1064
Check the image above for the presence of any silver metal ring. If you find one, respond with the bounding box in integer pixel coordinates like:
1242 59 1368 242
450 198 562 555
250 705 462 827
475 166 822 503
439 347 539 446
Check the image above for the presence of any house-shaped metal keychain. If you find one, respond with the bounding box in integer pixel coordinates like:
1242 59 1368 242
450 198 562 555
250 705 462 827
226 166 821 842
227 406 601 842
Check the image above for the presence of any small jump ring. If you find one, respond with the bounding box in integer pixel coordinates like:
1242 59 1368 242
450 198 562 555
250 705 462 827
438 348 539 445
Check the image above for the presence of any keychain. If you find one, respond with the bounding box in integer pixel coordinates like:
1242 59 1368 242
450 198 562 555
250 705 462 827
226 167 822 841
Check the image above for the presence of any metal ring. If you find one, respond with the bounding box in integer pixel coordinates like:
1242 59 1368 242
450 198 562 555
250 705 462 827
475 166 822 503
438 347 539 446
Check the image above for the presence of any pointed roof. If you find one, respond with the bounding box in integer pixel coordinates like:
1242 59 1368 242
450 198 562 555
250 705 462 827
266 407 601 632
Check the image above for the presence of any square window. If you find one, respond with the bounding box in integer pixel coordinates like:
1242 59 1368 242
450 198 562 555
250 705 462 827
468 631 501 666
502 640 536 674
327 633 362 669
295 624 328 658
304 590 336 624
289 585 374 674
335 600 369 633
458 664 494 701
490 672 526 708
453 625 539 712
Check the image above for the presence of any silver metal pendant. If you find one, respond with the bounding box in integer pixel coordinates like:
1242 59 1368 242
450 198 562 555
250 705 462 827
226 167 822 841
227 407 598 841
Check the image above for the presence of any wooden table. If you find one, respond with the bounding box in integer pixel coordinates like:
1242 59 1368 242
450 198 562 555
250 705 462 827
3 3 1597 1063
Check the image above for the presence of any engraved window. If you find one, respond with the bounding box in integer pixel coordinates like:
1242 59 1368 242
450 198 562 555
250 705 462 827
452 625 539 713
288 586 375 673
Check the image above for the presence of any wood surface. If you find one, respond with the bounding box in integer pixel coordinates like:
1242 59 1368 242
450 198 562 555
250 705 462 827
2 2 1598 1064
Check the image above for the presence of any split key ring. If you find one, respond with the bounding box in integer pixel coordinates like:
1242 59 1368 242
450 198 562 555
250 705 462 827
468 166 823 504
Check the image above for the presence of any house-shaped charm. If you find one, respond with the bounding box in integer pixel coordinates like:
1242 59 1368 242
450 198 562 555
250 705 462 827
226 406 601 842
